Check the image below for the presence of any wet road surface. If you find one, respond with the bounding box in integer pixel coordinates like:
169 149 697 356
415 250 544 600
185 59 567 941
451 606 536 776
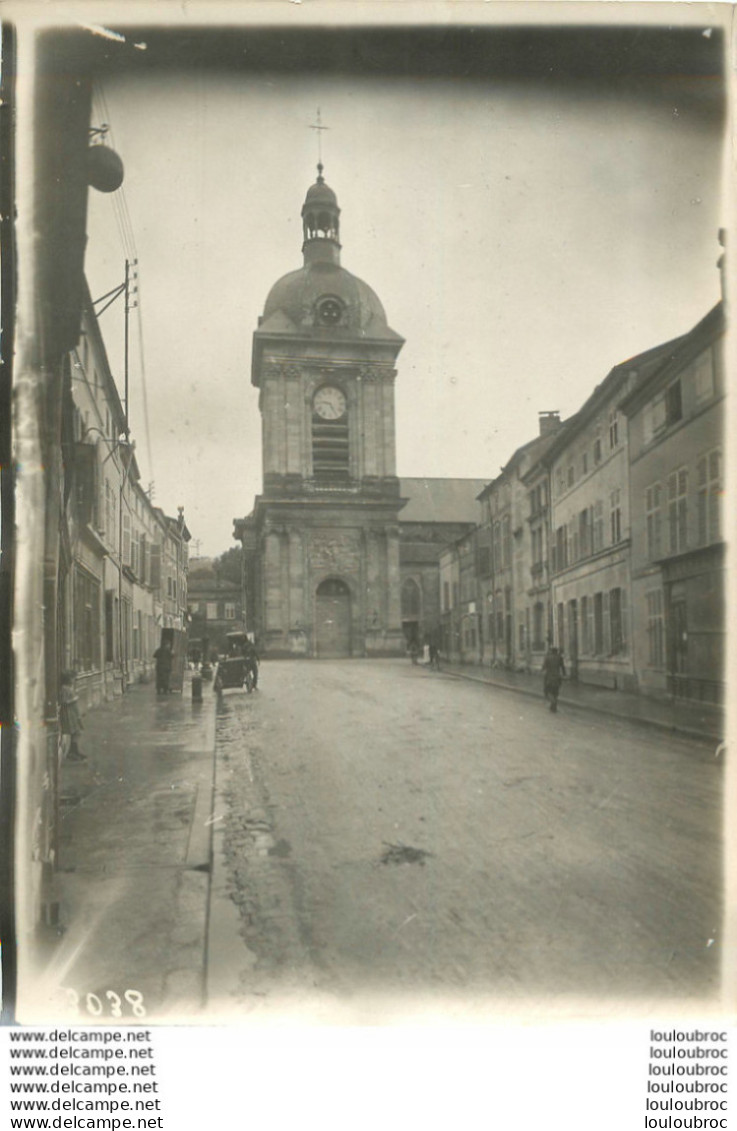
214 660 723 1017
42 688 214 1022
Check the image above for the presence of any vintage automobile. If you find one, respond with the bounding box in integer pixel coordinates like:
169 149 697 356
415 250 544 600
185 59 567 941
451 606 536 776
213 631 256 694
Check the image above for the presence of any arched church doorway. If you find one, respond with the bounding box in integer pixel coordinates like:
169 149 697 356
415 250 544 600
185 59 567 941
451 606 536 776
315 578 352 658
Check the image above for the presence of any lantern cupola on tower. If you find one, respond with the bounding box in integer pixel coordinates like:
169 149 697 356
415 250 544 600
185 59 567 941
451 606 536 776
301 164 341 266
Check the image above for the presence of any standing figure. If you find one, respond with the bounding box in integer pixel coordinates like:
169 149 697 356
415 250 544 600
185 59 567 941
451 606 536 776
60 670 86 761
153 641 173 694
242 637 259 690
542 646 566 712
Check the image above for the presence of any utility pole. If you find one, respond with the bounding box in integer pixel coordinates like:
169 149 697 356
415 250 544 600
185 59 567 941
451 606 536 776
124 259 130 431
93 258 136 435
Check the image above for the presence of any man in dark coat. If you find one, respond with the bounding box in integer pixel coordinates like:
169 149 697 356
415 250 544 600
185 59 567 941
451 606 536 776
153 642 172 694
542 646 566 712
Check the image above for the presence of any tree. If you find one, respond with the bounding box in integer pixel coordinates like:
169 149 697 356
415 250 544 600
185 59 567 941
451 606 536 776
214 546 243 586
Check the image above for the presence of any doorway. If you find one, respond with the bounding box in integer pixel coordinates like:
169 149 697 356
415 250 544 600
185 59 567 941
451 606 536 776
315 578 352 658
668 588 688 697
567 598 579 682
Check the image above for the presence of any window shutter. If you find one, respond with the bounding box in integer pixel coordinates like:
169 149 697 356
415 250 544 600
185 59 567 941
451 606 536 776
122 513 131 566
602 591 610 654
621 587 628 650
74 443 99 527
594 500 603 552
150 542 161 590
94 448 105 532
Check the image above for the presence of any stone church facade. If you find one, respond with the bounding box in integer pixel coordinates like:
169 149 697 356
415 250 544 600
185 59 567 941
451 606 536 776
234 167 484 658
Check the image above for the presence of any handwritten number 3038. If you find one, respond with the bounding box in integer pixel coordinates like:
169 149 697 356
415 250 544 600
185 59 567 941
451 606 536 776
64 988 147 1018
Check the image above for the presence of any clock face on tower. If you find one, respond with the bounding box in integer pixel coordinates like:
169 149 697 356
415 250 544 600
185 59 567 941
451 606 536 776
313 385 347 420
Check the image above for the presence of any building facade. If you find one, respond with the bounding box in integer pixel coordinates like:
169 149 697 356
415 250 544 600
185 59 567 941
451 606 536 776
436 293 725 712
620 302 726 704
546 367 633 689
520 420 559 670
236 168 484 659
60 284 190 711
187 559 245 659
472 415 563 671
439 527 481 664
400 477 484 652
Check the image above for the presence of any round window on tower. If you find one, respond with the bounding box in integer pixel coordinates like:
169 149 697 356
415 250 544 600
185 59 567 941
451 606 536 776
316 296 344 327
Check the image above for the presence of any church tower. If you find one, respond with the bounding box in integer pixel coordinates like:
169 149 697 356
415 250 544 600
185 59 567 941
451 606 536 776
239 166 407 658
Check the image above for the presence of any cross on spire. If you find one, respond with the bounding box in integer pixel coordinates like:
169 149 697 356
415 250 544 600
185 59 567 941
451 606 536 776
309 107 329 180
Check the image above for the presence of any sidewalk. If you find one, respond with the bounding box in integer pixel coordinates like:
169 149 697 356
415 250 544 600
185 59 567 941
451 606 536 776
44 672 217 1023
440 660 725 744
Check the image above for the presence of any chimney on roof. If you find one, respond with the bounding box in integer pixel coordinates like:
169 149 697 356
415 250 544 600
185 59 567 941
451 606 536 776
538 411 561 437
718 229 727 302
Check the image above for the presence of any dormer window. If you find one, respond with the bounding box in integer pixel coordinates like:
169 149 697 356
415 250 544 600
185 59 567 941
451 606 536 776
665 379 682 425
316 296 344 326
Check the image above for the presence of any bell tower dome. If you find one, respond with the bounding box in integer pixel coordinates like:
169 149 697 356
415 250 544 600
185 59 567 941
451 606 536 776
301 164 341 266
243 166 407 660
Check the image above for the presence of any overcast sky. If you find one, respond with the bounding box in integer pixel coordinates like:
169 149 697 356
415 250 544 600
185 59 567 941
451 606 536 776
83 29 726 558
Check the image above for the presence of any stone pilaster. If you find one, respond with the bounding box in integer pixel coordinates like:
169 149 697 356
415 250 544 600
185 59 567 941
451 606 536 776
285 365 302 475
264 530 283 633
381 377 397 477
385 524 403 633
288 528 305 629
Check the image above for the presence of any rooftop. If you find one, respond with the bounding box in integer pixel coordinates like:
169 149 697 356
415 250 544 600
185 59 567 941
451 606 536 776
400 478 486 524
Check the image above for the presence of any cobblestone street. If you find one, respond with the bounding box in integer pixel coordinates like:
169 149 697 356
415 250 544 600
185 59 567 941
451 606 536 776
210 660 723 1019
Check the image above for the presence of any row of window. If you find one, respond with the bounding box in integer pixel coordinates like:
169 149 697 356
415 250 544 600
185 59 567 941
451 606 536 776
446 587 628 661
73 568 157 672
76 445 184 599
644 450 722 560
556 588 628 658
197 601 238 620
552 490 623 572
477 455 719 584
555 410 620 498
553 358 715 502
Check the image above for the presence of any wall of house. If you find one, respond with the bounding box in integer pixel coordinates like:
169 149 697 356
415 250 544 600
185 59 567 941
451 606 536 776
627 334 725 702
550 387 636 689
66 307 190 709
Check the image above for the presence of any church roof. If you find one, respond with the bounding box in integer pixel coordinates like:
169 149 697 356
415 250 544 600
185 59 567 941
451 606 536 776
400 477 486 524
259 262 403 343
304 177 338 207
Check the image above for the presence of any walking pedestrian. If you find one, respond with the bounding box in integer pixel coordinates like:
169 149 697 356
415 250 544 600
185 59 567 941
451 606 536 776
542 645 566 712
60 670 86 761
153 641 173 694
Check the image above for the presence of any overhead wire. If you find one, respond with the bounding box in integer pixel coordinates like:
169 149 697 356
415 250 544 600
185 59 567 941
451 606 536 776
91 81 155 488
